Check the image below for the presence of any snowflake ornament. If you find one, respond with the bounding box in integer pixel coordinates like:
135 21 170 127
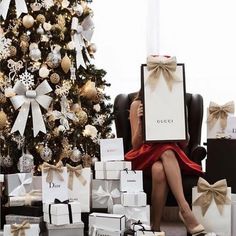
0 36 12 61
42 0 54 10
93 114 106 126
17 70 34 89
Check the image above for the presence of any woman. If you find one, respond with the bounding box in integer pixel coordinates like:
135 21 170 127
125 90 205 235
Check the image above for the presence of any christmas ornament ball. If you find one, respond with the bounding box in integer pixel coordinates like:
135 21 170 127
2 154 13 167
0 93 7 104
50 73 60 84
17 152 34 173
36 14 46 23
39 65 50 78
70 147 82 162
9 46 17 56
88 43 97 54
0 110 7 129
74 4 83 16
75 110 88 126
40 144 52 161
72 103 81 112
22 15 35 28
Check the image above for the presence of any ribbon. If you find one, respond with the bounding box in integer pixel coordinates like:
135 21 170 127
10 220 30 236
9 173 32 196
146 56 180 91
71 16 94 69
0 0 28 20
10 80 52 137
66 164 87 190
42 161 64 183
192 177 231 216
207 101 234 130
92 181 121 213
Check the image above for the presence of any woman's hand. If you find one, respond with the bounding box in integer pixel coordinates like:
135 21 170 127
137 103 143 121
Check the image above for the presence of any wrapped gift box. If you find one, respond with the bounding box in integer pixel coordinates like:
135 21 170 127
100 138 124 162
135 231 165 236
92 179 121 212
45 222 84 236
120 170 143 192
2 206 43 217
225 116 236 139
95 170 121 180
4 223 40 236
43 201 81 225
31 176 42 191
89 212 126 232
95 161 132 171
231 194 236 236
121 192 147 207
67 166 91 212
112 204 150 227
192 178 231 236
5 173 33 197
90 228 125 236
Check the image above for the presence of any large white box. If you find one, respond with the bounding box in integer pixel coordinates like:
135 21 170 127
4 223 40 236
89 212 126 232
192 180 231 236
67 166 91 212
95 161 132 171
121 192 146 207
100 138 124 161
120 170 143 192
43 201 81 225
142 56 187 142
95 170 121 180
135 231 165 236
90 228 124 236
231 194 236 236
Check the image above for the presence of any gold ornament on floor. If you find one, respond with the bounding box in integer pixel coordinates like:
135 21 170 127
50 73 60 84
0 110 7 129
22 15 35 28
61 54 71 73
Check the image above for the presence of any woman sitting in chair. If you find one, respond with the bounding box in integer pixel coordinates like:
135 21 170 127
125 89 205 235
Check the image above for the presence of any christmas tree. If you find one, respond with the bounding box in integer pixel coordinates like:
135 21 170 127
0 0 113 175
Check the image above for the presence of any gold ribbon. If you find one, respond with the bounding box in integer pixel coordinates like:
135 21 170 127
42 161 64 183
207 101 234 130
11 220 30 236
24 190 42 206
146 56 179 91
193 177 231 216
66 164 87 190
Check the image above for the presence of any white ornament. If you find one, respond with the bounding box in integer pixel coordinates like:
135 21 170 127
36 24 44 35
43 22 52 31
39 65 50 78
67 41 75 50
18 70 34 89
40 143 52 161
62 0 70 8
30 1 42 11
47 44 62 68
70 146 82 162
70 65 76 83
73 4 83 16
0 36 12 60
29 43 41 61
83 124 98 139
7 59 24 81
93 104 101 112
42 0 54 10
17 151 34 173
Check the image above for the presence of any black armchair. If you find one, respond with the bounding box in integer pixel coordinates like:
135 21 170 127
113 92 206 206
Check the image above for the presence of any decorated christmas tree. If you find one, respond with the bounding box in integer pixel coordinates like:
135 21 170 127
0 0 113 175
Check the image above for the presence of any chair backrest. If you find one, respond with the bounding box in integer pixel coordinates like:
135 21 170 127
113 92 204 159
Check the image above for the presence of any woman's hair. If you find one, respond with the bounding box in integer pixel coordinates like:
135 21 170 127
134 89 143 101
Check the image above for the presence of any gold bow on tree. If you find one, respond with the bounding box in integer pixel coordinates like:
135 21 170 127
42 161 64 183
193 177 231 216
146 56 180 91
11 220 30 236
207 101 235 130
66 164 87 190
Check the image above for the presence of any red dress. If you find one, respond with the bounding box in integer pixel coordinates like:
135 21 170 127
125 143 203 175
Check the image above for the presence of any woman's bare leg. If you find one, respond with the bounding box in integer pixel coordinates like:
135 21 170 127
160 150 199 230
151 161 169 231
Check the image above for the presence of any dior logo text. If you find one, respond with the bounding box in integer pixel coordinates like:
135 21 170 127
49 182 60 188
127 180 136 182
156 119 174 124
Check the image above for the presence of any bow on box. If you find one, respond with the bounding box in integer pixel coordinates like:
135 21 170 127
10 220 30 236
10 80 52 137
0 0 28 20
146 55 181 91
207 101 235 131
193 177 231 216
42 161 64 183
71 15 94 69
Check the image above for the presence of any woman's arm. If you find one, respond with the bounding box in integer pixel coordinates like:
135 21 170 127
129 100 143 150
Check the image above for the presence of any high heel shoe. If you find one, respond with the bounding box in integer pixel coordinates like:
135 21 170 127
179 211 205 235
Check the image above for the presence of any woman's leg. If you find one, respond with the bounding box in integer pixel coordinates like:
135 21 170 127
151 161 169 231
160 150 200 230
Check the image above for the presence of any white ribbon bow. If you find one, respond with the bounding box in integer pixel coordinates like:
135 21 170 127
92 182 121 213
0 0 28 20
9 173 32 196
10 80 52 137
71 15 94 69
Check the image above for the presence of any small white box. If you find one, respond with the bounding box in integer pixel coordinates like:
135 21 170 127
100 138 124 162
120 170 143 192
0 174 4 182
95 161 132 171
4 223 40 236
90 228 124 236
95 170 121 180
121 192 146 207
135 231 165 236
89 212 126 232
43 201 81 225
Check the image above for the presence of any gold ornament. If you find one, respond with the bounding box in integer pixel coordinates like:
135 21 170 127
9 46 17 57
36 14 46 23
71 103 81 112
82 153 92 168
0 110 7 129
88 43 97 55
80 80 97 100
0 92 6 104
22 15 35 28
50 73 60 84
61 54 71 73
75 110 88 126
20 41 29 53
20 34 30 42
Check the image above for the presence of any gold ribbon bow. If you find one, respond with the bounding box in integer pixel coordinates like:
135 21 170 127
24 190 42 206
207 101 235 130
146 56 179 91
42 161 64 183
193 177 231 216
67 164 87 190
11 220 30 236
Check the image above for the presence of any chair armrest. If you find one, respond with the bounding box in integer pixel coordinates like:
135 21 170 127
189 145 207 165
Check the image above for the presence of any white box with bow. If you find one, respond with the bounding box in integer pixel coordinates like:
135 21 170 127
92 179 121 212
207 101 235 139
4 222 40 236
95 170 121 180
192 177 231 236
66 165 91 212
135 231 165 236
95 161 132 171
120 170 143 192
121 192 147 207
42 161 68 203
